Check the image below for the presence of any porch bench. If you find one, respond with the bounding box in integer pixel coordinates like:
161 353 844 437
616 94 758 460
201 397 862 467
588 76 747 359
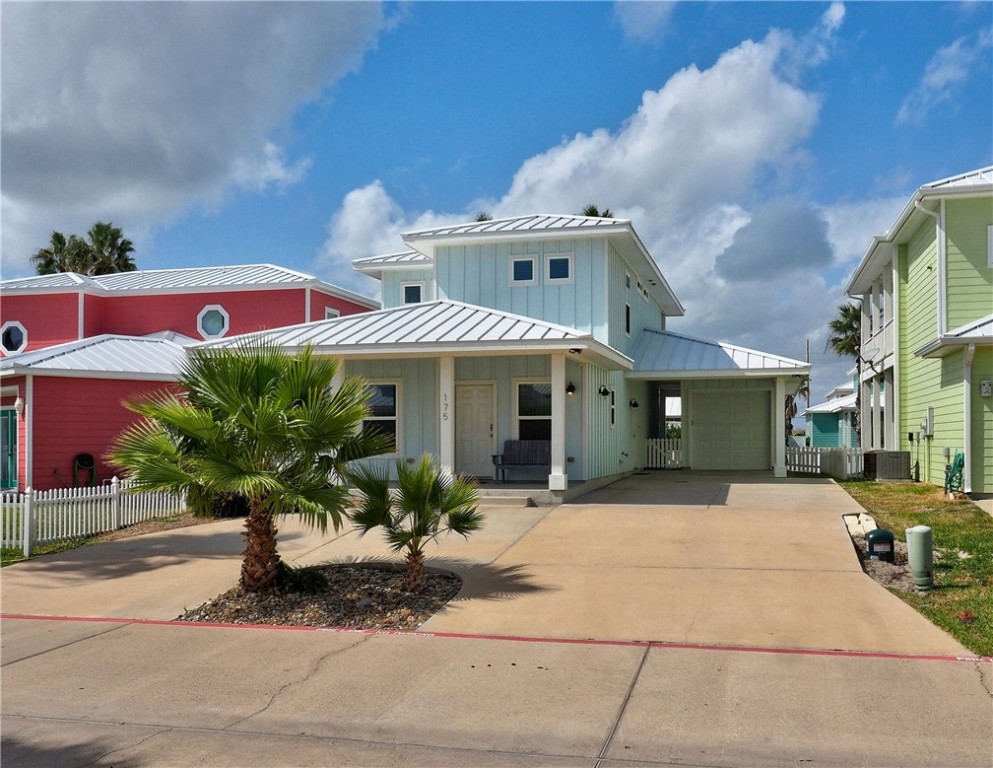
492 440 551 483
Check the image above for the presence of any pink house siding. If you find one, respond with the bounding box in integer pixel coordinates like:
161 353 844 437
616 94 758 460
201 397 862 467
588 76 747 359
1 294 80 353
30 377 172 491
83 294 106 338
310 291 376 321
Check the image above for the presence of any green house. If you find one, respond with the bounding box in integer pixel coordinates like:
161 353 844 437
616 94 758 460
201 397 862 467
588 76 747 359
845 167 993 494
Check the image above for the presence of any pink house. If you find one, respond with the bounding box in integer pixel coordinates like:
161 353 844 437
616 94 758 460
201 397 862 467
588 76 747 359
0 265 378 491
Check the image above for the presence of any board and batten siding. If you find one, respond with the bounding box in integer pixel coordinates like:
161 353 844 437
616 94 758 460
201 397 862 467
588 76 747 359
433 239 610 344
381 268 436 309
899 225 965 486
584 365 635 480
945 197 993 330
971 346 993 494
607 242 665 356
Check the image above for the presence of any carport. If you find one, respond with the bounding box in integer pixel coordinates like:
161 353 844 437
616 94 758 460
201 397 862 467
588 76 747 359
629 328 809 476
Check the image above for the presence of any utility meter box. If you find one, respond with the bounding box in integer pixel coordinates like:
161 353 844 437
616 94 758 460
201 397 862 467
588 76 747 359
866 528 895 563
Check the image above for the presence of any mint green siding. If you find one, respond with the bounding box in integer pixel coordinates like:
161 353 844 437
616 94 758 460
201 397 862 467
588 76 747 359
945 198 993 329
607 242 665 355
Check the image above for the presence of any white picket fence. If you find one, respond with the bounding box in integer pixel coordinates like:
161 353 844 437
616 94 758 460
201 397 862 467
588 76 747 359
1 477 187 557
646 438 683 469
786 447 863 479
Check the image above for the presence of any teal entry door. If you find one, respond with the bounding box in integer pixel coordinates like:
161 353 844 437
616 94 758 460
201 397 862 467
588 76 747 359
0 410 16 489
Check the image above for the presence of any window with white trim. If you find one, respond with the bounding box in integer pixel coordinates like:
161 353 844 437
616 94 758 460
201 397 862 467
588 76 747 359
197 305 229 339
544 253 573 283
402 283 423 304
510 257 537 285
516 382 552 440
0 322 27 354
363 383 398 452
325 307 340 320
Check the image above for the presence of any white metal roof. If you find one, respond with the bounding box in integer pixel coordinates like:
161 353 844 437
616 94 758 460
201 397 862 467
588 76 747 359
629 328 810 378
802 392 857 416
0 335 188 380
352 250 433 277
202 299 632 367
403 214 627 240
914 313 993 358
0 263 379 308
846 166 993 295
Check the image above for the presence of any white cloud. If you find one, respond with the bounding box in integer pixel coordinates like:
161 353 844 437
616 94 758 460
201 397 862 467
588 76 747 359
1 2 390 274
896 27 993 124
613 2 677 44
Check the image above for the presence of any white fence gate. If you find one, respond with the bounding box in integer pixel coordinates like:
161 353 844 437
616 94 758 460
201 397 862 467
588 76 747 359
646 438 683 469
1 477 187 557
786 447 863 480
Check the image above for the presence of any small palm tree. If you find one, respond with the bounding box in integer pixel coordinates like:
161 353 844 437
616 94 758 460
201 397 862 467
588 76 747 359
580 204 613 218
87 221 136 274
109 340 393 592
827 302 862 444
31 231 93 275
348 455 483 593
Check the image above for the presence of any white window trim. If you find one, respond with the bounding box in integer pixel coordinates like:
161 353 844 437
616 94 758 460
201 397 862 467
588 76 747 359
512 378 552 440
544 253 574 284
365 381 401 456
325 307 341 320
0 321 28 354
401 282 425 304
510 257 538 286
197 304 230 340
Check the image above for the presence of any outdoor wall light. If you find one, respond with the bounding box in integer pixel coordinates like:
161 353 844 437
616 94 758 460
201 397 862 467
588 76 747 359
568 348 583 355
629 398 639 408
13 396 24 416
565 382 576 396
598 384 610 397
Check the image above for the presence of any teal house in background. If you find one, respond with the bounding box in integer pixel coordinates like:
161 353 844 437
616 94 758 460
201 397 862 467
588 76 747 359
803 379 858 449
209 215 810 500
845 166 993 495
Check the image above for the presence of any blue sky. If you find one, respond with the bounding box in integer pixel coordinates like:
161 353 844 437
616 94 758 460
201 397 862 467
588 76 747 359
3 1 992 402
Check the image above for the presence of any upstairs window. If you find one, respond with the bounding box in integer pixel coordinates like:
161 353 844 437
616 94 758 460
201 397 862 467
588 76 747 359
0 322 27 354
197 305 229 339
545 254 573 283
325 308 341 320
402 283 423 304
511 257 536 285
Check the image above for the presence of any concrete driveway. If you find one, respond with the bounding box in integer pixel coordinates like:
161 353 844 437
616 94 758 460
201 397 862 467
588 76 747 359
3 472 991 767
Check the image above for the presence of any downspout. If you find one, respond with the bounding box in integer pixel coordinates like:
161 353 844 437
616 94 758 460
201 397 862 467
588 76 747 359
964 344 975 494
914 200 945 336
77 292 85 340
305 287 312 323
24 374 33 489
891 254 901 451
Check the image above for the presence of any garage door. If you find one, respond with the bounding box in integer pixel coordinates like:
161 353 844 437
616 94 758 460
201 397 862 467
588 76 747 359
691 390 771 470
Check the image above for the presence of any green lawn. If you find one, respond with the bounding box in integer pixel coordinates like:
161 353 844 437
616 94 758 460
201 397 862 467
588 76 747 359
839 480 993 657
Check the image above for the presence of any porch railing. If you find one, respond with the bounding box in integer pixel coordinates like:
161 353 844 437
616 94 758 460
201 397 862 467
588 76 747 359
646 438 682 469
786 447 863 480
1 477 187 557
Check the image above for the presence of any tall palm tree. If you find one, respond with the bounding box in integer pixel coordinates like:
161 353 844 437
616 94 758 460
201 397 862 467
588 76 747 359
109 340 393 592
580 204 613 218
87 221 136 274
827 302 862 444
348 455 483 593
785 376 810 444
31 231 93 275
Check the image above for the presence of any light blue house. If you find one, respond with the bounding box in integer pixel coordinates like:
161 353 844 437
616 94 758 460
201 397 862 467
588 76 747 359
213 215 809 498
803 379 859 449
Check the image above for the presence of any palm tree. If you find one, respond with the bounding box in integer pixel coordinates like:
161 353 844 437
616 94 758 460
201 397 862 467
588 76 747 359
109 340 393 592
474 212 493 222
348 455 483 593
580 204 613 218
785 376 810 444
827 302 862 444
31 231 93 275
87 222 136 274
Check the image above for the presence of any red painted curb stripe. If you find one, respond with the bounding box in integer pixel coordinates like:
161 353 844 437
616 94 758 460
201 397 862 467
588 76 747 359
4 612 990 664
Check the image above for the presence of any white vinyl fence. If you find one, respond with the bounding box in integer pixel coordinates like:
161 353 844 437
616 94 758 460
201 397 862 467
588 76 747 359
786 447 863 480
646 438 683 469
1 477 187 557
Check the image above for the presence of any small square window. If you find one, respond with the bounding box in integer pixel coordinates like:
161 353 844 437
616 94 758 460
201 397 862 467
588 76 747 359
545 253 573 283
402 284 423 304
512 258 535 283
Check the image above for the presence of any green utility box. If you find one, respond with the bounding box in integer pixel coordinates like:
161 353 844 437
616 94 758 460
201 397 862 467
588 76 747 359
866 528 895 563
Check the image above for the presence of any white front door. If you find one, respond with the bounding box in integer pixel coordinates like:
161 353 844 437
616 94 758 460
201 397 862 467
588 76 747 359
456 384 495 477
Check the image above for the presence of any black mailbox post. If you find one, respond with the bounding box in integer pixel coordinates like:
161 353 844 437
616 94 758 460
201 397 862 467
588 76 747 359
866 528 895 563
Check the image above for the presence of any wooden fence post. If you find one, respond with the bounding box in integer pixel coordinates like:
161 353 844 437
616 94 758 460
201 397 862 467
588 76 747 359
22 487 34 558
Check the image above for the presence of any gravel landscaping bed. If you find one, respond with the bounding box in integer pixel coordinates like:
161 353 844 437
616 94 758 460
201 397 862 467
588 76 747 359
176 564 463 630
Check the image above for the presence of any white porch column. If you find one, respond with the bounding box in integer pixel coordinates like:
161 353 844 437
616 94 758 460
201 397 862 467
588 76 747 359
549 354 568 490
773 377 786 478
860 378 871 449
884 369 895 449
871 377 882 450
439 356 455 477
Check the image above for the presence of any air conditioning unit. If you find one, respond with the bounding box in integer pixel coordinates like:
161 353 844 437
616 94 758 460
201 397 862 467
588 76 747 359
864 450 911 480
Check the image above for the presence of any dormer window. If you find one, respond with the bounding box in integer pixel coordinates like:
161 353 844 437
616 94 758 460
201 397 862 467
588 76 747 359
0 321 27 354
545 253 573 283
402 283 423 304
511 257 536 286
197 305 229 339
325 308 341 320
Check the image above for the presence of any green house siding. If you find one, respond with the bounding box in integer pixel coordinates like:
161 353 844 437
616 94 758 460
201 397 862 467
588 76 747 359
971 347 993 494
945 198 993 330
